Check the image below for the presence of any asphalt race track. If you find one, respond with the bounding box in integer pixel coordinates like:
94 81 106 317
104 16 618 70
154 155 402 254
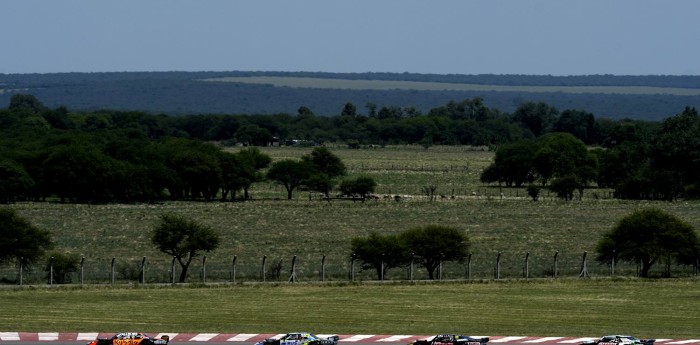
1 333 700 345
1 334 700 345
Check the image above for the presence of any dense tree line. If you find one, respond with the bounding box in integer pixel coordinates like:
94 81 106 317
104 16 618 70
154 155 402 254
1 94 699 203
481 106 700 201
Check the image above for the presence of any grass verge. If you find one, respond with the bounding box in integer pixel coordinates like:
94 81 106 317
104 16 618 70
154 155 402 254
0 279 698 338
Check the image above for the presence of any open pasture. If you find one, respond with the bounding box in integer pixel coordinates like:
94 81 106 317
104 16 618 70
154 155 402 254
2 146 700 283
204 76 700 96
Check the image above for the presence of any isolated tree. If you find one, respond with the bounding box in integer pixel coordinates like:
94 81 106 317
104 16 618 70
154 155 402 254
351 232 410 279
151 214 220 283
421 184 438 202
45 251 80 284
0 208 53 268
302 147 347 179
266 159 311 200
596 208 700 278
526 184 541 201
400 225 470 279
339 176 377 201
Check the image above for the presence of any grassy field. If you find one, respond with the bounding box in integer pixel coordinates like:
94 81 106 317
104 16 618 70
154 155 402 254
0 280 698 338
1 145 699 336
204 76 700 96
2 146 699 284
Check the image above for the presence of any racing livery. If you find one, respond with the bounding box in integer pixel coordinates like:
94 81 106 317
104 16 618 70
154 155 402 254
410 334 490 345
86 333 170 345
255 333 340 345
581 335 655 345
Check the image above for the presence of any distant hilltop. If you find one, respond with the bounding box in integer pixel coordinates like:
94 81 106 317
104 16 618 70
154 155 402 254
1 71 699 120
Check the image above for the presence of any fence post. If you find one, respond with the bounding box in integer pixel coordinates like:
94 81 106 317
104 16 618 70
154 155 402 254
261 255 267 282
320 255 326 282
288 255 297 283
232 256 237 284
553 251 559 278
350 254 355 282
578 251 589 278
49 256 54 286
380 254 384 281
409 253 414 281
611 249 615 276
19 257 23 287
140 256 146 284
80 257 85 286
202 255 207 283
524 252 530 280
438 252 443 280
171 256 176 284
466 253 472 280
495 252 501 280
111 258 115 285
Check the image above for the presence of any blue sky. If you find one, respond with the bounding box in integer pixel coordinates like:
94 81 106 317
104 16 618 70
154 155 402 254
2 0 699 75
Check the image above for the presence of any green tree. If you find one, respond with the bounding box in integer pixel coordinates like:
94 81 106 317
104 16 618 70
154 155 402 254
400 225 471 279
151 214 220 283
234 147 271 200
481 140 537 187
548 174 579 201
163 139 222 201
341 102 357 117
339 176 377 202
553 109 599 145
8 94 48 114
651 107 700 200
0 159 35 203
596 208 700 278
301 147 347 197
266 159 311 200
42 144 118 203
526 184 541 201
234 124 273 146
302 147 347 179
512 101 558 136
45 251 80 284
350 232 410 279
0 208 54 268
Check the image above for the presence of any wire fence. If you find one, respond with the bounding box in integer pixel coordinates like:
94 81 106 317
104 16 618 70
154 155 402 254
1 251 698 286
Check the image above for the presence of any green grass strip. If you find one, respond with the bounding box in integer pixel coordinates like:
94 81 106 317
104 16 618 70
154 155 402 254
0 279 697 338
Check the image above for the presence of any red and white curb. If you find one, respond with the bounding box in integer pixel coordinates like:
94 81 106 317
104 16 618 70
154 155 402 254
0 334 698 344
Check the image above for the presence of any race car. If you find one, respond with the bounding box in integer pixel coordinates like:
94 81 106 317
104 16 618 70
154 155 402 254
581 335 655 345
255 333 340 345
409 334 489 345
86 333 170 345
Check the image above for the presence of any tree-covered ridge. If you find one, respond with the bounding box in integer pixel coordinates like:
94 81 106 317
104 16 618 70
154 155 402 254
1 71 699 119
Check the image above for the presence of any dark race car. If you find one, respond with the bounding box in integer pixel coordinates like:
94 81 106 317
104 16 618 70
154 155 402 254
410 334 489 345
581 335 655 345
86 333 170 345
255 333 340 345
